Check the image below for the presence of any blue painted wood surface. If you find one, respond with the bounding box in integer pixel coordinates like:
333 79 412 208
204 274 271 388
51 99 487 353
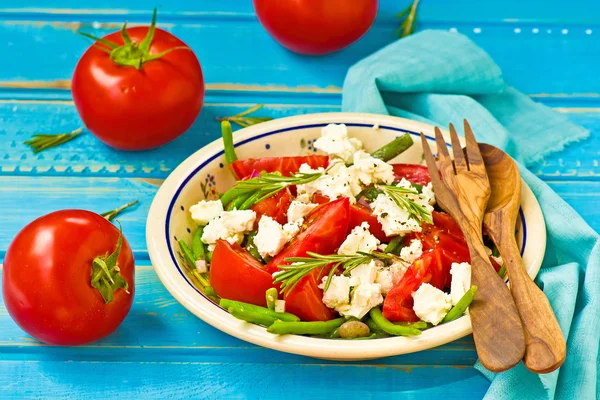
0 1 599 398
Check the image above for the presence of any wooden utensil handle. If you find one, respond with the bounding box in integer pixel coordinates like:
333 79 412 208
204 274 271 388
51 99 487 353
456 217 526 372
498 230 566 374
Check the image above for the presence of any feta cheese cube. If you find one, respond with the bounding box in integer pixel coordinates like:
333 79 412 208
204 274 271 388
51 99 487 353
412 283 452 325
375 268 394 294
397 178 436 211
190 199 224 225
371 193 422 236
349 260 380 285
201 209 256 246
254 216 299 259
296 159 361 204
390 260 410 285
338 222 380 255
450 262 472 305
287 200 318 223
195 259 208 274
349 150 395 186
320 275 351 309
274 300 286 313
400 239 423 264
341 283 383 319
313 123 363 163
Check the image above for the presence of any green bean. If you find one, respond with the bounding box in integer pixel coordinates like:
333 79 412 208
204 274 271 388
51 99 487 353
328 327 341 338
337 333 378 340
245 232 264 262
370 133 414 162
222 121 238 166
267 317 346 335
366 318 385 333
228 307 277 326
178 240 196 269
226 191 253 211
442 286 478 323
191 227 206 261
265 288 278 311
207 251 214 263
220 299 300 322
369 307 421 336
498 264 507 279
240 191 262 210
204 286 217 297
394 321 429 330
384 236 404 254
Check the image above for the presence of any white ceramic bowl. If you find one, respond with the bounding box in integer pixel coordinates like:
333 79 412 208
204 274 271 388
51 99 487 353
147 112 546 361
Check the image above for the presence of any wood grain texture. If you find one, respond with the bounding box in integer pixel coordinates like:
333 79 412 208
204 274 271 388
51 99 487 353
422 126 525 372
481 144 566 373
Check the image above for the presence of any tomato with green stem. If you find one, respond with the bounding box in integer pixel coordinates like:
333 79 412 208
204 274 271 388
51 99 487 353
72 9 204 151
2 203 137 345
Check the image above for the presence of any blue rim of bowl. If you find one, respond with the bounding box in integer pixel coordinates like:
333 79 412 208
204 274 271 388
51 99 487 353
166 123 526 296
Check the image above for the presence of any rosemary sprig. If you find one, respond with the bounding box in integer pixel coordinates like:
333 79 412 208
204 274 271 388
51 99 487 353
217 104 273 128
395 0 420 38
378 184 433 224
220 171 323 210
100 200 140 221
273 251 394 296
24 127 83 153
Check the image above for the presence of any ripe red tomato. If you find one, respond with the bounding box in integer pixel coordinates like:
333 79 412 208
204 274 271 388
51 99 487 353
253 0 378 55
72 12 204 150
2 210 135 345
268 198 351 321
210 240 275 307
251 187 293 225
231 155 329 179
392 164 431 185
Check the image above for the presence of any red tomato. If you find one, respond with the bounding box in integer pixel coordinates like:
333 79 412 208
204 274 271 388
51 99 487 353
253 0 378 55
210 240 274 307
251 188 293 225
312 193 389 242
231 155 329 179
267 198 351 321
72 13 204 150
2 210 135 345
392 164 431 185
383 253 434 322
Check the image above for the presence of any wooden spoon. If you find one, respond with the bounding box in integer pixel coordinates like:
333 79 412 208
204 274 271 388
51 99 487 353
479 143 566 374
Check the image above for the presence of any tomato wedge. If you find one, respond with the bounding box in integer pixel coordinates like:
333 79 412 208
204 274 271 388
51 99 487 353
383 252 434 322
251 187 293 225
391 164 431 185
267 198 350 321
231 155 329 179
312 193 389 242
209 240 274 307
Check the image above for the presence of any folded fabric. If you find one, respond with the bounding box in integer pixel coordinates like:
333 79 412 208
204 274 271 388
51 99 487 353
342 29 599 400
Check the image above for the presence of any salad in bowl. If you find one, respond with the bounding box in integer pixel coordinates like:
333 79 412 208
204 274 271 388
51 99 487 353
178 122 502 339
147 113 544 360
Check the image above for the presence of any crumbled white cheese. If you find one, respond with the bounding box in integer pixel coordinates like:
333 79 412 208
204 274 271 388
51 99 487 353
313 123 363 163
450 262 472 306
274 300 286 313
375 268 394 294
371 193 422 236
287 200 318 223
254 216 301 258
320 275 351 309
421 182 436 206
338 222 380 255
349 260 381 285
349 150 395 186
190 199 224 225
296 159 361 204
390 260 410 285
195 259 208 274
412 283 453 325
400 239 423 264
397 178 436 211
342 283 383 319
201 209 256 246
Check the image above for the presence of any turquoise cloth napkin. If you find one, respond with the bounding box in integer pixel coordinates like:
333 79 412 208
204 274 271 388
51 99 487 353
342 30 599 400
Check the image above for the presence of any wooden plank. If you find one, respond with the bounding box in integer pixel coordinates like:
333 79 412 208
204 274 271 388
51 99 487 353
0 100 598 180
0 267 478 366
0 3 597 95
0 360 490 399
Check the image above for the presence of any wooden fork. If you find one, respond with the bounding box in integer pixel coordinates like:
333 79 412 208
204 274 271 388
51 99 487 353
420 120 526 372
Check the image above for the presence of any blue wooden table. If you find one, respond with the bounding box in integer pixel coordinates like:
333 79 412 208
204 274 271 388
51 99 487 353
1 1 598 398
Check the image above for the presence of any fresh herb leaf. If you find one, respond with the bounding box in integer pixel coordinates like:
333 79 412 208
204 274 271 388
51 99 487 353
24 127 83 153
273 252 395 296
395 0 421 38
218 104 273 128
378 184 433 224
100 200 139 222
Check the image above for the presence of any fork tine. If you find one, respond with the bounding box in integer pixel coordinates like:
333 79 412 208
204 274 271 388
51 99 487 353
449 123 468 171
463 119 483 165
420 132 445 188
434 127 451 164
